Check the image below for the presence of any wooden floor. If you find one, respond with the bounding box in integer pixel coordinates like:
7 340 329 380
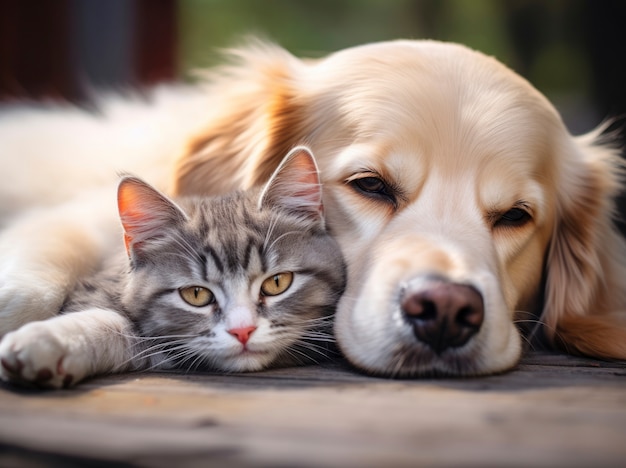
1 351 625 467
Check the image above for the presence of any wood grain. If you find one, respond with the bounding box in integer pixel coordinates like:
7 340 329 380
1 352 625 467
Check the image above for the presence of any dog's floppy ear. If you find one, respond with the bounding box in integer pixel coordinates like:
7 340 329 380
172 40 308 197
542 130 626 359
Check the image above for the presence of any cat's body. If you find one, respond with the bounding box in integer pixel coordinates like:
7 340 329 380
0 148 346 388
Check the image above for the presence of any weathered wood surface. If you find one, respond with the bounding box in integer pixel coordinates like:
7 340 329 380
1 351 625 467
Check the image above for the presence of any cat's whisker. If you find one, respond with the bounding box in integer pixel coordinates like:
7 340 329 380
301 329 335 338
180 351 210 373
135 338 184 350
301 325 335 341
300 336 336 343
292 340 335 360
127 348 180 369
301 341 336 356
300 315 335 323
262 212 280 252
282 346 320 366
169 230 205 264
303 324 334 330
124 339 196 368
137 342 190 360
135 333 199 341
111 329 199 342
301 328 334 335
142 346 198 371
99 322 200 346
164 352 194 373
265 230 305 256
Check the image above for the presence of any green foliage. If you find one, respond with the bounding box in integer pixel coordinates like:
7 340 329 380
178 0 593 116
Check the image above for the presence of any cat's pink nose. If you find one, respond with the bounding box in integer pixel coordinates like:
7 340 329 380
228 326 257 345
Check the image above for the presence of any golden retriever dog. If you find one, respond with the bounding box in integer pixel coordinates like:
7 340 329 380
1 39 625 377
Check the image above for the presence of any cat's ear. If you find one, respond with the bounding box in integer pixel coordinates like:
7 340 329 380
258 146 324 225
117 176 187 256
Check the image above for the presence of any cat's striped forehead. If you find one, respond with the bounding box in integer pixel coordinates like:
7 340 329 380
174 190 312 278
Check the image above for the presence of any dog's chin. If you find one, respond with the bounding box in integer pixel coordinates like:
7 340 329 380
334 294 523 378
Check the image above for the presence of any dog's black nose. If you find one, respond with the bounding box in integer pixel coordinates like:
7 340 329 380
401 278 484 354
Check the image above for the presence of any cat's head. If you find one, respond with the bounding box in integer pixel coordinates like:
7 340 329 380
117 147 346 372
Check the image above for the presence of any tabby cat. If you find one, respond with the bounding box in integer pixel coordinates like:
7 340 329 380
0 147 346 388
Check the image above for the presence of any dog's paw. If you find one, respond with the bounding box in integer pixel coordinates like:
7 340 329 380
0 321 89 388
0 263 69 336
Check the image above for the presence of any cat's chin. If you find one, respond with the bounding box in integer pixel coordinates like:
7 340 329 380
216 349 278 372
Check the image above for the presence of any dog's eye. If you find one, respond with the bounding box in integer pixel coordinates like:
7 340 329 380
494 208 531 228
353 177 386 193
349 176 396 205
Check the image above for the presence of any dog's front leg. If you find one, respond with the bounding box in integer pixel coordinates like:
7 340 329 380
0 189 119 335
0 308 136 388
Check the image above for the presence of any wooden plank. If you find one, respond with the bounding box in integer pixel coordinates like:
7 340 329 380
0 351 625 467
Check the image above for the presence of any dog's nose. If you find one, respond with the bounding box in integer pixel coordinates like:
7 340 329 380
401 278 484 354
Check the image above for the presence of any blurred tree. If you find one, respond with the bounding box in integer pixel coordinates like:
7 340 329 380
5 0 624 131
0 0 177 102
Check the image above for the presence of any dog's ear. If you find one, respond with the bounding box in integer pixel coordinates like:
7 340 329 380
542 130 626 359
172 40 308 197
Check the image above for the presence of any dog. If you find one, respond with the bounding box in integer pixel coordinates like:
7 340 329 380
1 39 625 377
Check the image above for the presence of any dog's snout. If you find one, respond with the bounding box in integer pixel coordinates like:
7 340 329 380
401 278 484 354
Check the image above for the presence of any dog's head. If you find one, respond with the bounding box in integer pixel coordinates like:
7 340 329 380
174 39 626 376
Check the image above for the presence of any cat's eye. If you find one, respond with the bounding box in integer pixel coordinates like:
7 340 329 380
179 286 215 307
261 272 294 296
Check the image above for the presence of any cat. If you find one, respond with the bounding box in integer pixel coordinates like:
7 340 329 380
0 147 346 388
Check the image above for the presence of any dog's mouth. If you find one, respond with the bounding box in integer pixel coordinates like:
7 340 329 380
389 345 484 378
365 275 488 377
349 336 501 379
336 270 523 378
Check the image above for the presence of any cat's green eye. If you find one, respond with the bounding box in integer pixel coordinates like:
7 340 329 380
179 286 215 307
261 272 294 296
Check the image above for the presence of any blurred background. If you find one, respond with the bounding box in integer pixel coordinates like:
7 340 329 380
1 0 626 221
1 0 625 135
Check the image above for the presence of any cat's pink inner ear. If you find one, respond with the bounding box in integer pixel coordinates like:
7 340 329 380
117 177 183 255
261 146 324 223
287 147 320 184
118 178 149 254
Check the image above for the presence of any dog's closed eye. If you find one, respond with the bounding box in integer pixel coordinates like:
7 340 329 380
347 173 399 207
492 206 532 229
